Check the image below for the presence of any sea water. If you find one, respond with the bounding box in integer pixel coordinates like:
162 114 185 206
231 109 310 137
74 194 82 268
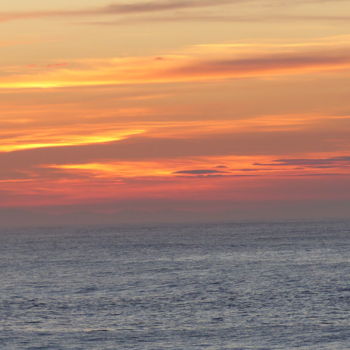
0 221 349 349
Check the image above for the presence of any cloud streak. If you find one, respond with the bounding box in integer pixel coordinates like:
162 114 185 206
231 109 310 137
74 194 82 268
255 156 350 168
174 169 227 175
1 38 350 89
0 127 145 153
0 0 240 23
0 0 347 23
89 14 350 26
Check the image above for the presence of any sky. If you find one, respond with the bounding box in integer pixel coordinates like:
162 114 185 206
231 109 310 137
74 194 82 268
1 0 350 226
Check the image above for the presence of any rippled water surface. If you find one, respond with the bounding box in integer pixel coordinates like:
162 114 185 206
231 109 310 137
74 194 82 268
1 221 350 349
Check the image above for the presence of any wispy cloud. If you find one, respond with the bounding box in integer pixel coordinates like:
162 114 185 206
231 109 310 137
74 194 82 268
0 0 240 23
1 37 350 89
0 126 145 153
174 169 227 175
0 112 319 154
40 152 350 183
42 158 253 180
0 0 346 23
89 14 350 26
255 156 350 168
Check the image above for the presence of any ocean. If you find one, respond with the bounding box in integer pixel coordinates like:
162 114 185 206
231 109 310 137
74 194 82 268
0 221 349 349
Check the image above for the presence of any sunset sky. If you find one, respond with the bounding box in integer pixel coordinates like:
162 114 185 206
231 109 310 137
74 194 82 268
1 0 350 225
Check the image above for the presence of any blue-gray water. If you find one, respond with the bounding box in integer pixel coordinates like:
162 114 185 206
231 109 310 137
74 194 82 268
1 221 349 349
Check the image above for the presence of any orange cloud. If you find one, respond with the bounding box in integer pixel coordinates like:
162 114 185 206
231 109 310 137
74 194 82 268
45 151 350 182
1 147 350 209
1 153 348 208
0 127 145 153
1 37 350 89
0 107 346 155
